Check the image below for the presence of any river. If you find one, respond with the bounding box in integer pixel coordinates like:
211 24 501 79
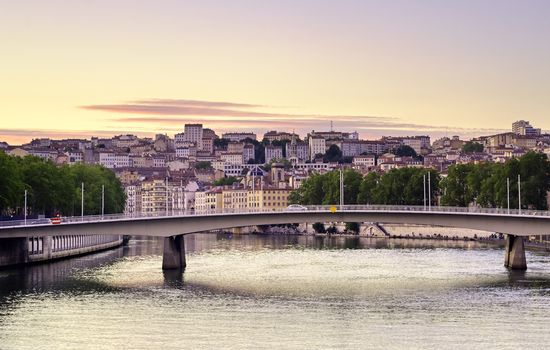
1 234 549 349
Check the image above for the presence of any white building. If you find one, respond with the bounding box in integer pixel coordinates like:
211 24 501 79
220 152 243 164
99 152 130 168
243 144 255 163
124 185 140 215
265 145 283 163
222 132 257 142
66 151 83 164
353 155 376 167
512 120 541 136
308 136 326 160
286 141 308 161
402 138 423 155
176 147 197 158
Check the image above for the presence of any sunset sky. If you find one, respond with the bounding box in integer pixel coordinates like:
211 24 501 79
1 0 549 144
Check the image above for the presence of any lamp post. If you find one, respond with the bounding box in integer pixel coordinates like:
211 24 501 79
506 177 510 214
339 168 344 207
518 174 521 214
423 174 426 210
101 184 105 218
428 171 431 210
81 182 84 220
24 189 27 226
165 177 169 216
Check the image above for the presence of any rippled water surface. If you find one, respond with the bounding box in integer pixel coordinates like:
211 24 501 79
1 234 549 349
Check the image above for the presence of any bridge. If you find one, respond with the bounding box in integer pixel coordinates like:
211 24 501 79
1 205 549 270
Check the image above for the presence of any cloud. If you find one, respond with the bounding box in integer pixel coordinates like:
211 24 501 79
80 98 391 121
78 98 507 140
132 99 262 109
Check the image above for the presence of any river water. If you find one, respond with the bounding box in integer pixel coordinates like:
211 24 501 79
1 234 549 350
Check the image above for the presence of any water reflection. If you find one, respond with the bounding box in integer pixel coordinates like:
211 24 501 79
0 234 549 350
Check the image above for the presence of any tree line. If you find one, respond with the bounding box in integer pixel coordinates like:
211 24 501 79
289 167 439 206
289 152 550 210
0 152 126 218
440 151 550 210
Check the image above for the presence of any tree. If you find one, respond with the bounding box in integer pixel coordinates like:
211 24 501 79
326 225 338 234
343 169 363 204
0 152 24 214
394 145 417 158
323 145 342 163
312 222 326 233
213 176 239 186
195 161 212 170
372 168 439 205
440 164 474 206
214 138 229 149
268 157 292 169
357 172 380 204
462 141 483 154
0 154 125 217
345 222 360 234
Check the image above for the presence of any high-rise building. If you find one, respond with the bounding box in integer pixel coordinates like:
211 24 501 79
183 124 204 149
512 120 541 136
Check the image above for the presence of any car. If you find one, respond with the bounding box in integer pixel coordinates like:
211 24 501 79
285 204 308 212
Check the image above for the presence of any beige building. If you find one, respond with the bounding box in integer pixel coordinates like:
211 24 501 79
222 188 248 210
141 178 169 214
195 188 223 212
247 187 291 210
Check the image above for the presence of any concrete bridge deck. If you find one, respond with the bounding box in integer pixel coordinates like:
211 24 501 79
1 205 549 270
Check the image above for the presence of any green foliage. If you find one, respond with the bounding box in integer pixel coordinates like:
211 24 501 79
0 154 125 217
291 151 550 210
213 176 239 186
214 138 229 149
323 145 342 163
372 168 438 205
291 168 439 206
195 161 212 170
326 225 338 234
462 141 484 154
393 145 418 158
345 222 360 234
357 172 380 204
243 138 266 164
440 152 550 210
268 157 292 169
312 222 326 233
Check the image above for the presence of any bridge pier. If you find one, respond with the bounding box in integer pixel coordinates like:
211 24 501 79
162 235 186 270
504 234 527 270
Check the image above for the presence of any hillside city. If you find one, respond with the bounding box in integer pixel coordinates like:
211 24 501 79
1 120 548 216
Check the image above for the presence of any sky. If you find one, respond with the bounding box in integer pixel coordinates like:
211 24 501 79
1 0 550 144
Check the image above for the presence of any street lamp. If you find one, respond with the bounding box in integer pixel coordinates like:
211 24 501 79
81 182 84 219
165 177 169 216
506 177 510 214
427 171 431 210
423 174 426 210
518 174 521 214
339 168 344 207
24 189 27 226
101 184 105 218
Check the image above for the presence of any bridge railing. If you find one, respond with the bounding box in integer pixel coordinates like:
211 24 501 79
1 205 549 229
